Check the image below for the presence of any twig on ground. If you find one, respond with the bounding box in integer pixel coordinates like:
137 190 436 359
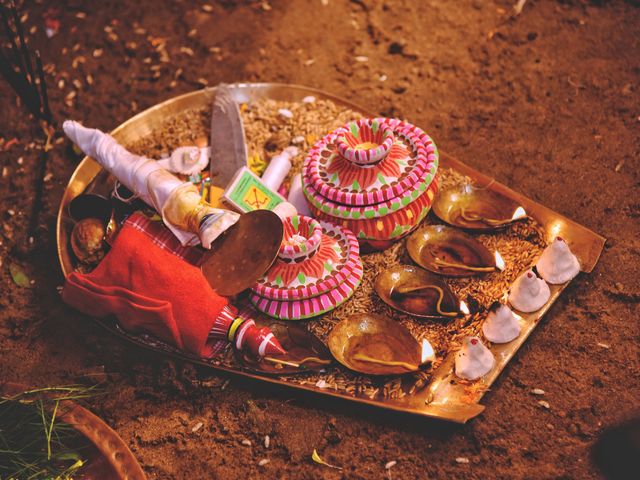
0 1 55 253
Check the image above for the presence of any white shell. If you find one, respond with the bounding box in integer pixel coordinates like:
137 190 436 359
455 336 494 381
536 237 580 284
157 146 210 176
482 304 521 344
508 269 551 313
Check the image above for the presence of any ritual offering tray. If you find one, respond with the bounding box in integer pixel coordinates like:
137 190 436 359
57 83 605 423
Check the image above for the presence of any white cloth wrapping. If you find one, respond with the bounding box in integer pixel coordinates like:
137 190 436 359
271 201 298 219
156 146 210 176
63 120 239 248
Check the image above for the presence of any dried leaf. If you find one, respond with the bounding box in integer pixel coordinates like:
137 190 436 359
312 449 342 470
10 263 32 288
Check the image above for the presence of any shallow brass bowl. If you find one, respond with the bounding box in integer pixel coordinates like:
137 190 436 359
68 193 112 223
375 265 461 319
406 224 496 277
238 316 332 375
432 184 526 231
327 313 422 375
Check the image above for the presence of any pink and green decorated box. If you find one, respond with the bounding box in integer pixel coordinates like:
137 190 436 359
250 215 362 320
302 118 439 251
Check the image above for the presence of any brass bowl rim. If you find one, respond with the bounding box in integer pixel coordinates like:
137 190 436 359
374 264 460 319
431 183 524 231
327 313 421 375
406 224 496 277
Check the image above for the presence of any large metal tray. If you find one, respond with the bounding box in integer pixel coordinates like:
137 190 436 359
56 83 605 423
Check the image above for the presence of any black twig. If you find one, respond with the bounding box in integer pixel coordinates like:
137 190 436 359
35 50 51 124
0 47 34 107
0 0 55 253
9 0 36 87
0 3 22 70
0 0 51 123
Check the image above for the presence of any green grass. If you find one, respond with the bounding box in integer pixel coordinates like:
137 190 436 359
0 386 98 480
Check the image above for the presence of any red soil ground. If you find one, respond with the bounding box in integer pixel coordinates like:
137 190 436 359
1 1 638 478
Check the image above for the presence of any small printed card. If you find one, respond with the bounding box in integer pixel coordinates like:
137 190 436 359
223 167 285 213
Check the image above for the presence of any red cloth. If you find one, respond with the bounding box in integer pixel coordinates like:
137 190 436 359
63 220 227 358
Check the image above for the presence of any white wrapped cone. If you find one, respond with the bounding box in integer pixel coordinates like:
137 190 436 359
482 303 521 344
508 269 551 313
64 121 239 248
536 237 580 284
455 336 494 381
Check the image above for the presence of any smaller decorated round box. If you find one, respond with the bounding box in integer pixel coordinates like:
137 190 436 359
302 118 439 251
250 215 362 320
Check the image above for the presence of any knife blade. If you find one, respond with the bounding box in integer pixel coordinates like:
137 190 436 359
209 84 248 206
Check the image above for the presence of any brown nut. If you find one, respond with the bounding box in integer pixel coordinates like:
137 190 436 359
71 218 106 264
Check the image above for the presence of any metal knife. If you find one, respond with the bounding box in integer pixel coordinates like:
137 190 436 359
209 83 248 207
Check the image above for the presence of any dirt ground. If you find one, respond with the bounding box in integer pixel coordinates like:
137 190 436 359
1 0 639 478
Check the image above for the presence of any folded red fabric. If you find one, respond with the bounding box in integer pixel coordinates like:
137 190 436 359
62 219 227 358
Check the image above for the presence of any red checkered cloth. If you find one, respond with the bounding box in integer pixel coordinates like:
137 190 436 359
124 212 207 267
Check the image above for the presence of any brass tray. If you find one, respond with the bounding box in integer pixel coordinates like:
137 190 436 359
56 83 605 424
0 382 146 480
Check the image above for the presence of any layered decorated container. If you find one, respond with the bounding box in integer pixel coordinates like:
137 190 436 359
302 118 439 251
250 215 362 320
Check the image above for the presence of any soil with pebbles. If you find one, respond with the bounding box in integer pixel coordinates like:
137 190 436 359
0 1 638 479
